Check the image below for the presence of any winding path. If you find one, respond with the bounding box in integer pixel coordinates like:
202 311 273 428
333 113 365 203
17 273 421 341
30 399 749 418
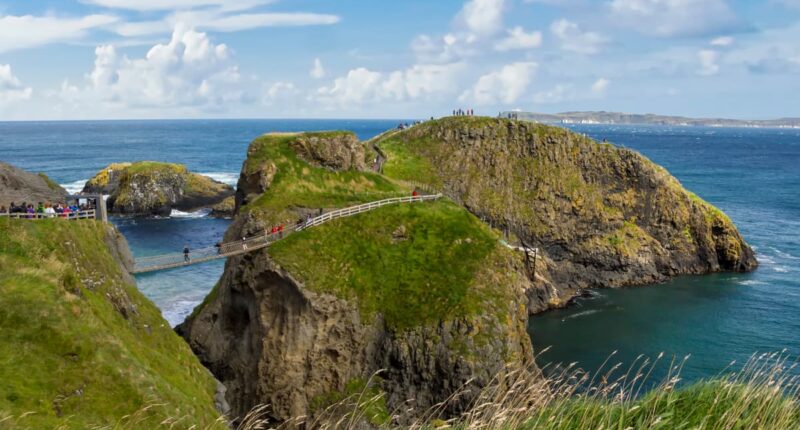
132 194 442 274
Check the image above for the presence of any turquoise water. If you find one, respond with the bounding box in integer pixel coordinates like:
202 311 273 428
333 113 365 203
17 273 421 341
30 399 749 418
1 120 798 385
530 124 800 384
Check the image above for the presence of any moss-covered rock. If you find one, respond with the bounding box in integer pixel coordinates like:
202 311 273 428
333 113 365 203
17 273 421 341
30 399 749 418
83 161 234 217
0 218 225 429
180 132 534 424
209 195 235 218
375 117 758 312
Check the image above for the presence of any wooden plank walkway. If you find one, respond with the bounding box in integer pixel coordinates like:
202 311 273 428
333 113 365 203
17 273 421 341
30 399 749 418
132 194 443 274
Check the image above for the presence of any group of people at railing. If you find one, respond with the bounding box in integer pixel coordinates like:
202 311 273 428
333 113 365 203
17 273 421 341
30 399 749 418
1 201 96 219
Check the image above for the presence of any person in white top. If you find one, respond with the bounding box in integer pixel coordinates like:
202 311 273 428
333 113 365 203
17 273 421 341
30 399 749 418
44 205 56 218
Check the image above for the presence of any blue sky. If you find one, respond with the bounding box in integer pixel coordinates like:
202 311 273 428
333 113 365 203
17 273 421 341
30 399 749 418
0 0 799 120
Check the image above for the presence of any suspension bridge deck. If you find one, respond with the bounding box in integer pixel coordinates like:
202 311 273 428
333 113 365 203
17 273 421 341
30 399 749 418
131 194 443 274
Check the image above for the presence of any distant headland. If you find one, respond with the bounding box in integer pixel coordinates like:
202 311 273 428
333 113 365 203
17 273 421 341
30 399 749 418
501 111 800 129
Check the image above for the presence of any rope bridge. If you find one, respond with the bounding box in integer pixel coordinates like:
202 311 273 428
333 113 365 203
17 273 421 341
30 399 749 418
132 194 442 274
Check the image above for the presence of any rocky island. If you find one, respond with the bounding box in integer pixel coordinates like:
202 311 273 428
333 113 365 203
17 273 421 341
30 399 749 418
179 118 756 424
83 161 234 217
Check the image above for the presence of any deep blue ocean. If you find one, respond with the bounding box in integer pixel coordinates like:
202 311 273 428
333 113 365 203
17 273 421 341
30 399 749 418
1 120 798 386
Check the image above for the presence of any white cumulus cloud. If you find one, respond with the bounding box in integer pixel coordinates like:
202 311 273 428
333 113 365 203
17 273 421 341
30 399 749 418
0 64 33 105
608 0 740 37
710 36 734 47
697 49 720 76
533 84 575 104
0 14 118 53
591 78 610 94
310 58 326 79
64 24 250 110
494 27 543 51
315 63 464 106
457 0 507 36
459 62 537 105
550 19 607 54
80 0 272 11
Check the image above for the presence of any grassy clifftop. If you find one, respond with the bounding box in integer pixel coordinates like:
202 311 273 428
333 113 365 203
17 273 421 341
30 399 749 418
0 219 224 429
269 199 522 331
375 117 756 307
236 132 407 226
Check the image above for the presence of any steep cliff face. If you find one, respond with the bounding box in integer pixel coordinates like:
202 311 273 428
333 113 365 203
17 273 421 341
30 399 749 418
180 132 534 424
0 218 224 428
0 161 67 204
84 161 234 216
376 117 758 312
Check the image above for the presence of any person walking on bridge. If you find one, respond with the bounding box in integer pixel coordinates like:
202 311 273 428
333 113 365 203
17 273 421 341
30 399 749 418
183 245 190 263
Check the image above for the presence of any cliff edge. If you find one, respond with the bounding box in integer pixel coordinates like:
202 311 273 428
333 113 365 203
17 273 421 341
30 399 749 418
179 131 535 424
375 117 757 311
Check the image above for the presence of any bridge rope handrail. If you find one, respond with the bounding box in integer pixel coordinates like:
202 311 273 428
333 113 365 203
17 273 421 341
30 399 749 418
0 210 97 220
132 193 442 274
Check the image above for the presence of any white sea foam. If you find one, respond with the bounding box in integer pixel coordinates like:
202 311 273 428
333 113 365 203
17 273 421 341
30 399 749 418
562 309 601 321
736 280 766 286
162 300 202 327
771 247 800 260
170 208 211 218
199 172 238 187
774 266 790 273
61 179 88 194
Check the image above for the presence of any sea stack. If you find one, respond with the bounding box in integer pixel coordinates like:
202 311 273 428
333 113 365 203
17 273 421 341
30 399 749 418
83 161 234 217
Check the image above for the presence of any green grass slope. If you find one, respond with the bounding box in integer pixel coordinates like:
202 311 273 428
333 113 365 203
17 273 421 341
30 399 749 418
0 219 224 429
268 200 521 331
239 132 407 225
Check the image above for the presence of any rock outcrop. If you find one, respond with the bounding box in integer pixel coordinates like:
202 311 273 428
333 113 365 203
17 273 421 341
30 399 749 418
83 161 234 217
0 161 67 205
289 131 367 171
376 117 758 312
180 132 534 424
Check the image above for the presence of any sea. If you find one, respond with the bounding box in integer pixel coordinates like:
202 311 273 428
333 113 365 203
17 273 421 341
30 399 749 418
1 119 798 386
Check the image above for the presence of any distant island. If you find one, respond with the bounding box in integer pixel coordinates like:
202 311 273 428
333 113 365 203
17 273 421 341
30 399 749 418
502 111 800 129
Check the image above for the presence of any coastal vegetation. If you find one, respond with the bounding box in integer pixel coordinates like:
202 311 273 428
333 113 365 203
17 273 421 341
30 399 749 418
0 218 224 429
238 131 406 225
269 199 518 330
83 161 234 216
295 352 800 430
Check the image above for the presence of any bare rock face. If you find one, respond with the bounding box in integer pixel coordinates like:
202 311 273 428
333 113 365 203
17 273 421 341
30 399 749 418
180 131 534 423
0 161 67 205
289 132 367 171
83 162 234 217
179 245 533 424
390 118 758 312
